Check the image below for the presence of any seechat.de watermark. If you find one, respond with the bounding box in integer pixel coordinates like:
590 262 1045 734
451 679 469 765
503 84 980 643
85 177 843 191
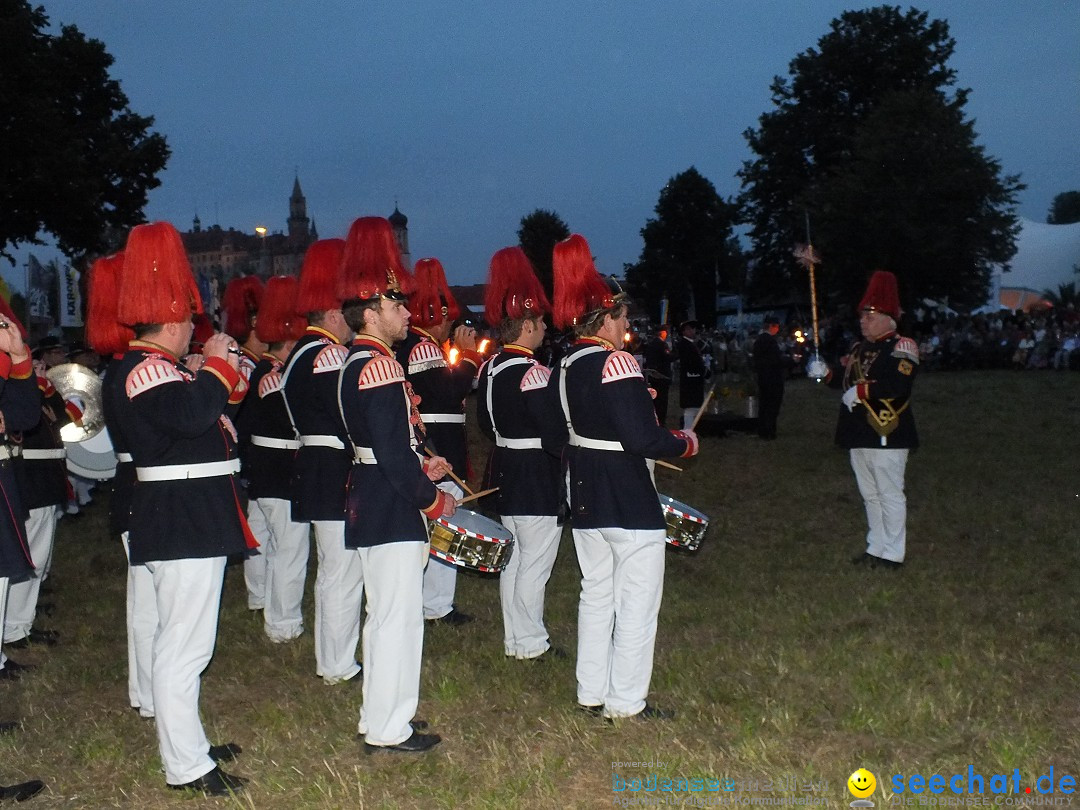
888 767 1075 806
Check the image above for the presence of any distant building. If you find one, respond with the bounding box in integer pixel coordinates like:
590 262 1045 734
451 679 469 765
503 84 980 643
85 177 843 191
180 177 411 325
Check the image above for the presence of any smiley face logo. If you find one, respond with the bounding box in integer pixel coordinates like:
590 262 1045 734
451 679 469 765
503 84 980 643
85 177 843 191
847 768 877 799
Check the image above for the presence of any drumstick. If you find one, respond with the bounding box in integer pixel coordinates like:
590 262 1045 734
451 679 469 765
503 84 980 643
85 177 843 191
424 446 475 496
656 459 682 472
689 388 715 432
458 487 498 505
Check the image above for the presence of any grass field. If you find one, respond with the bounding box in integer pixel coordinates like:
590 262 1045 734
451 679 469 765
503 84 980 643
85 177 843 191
1 370 1077 808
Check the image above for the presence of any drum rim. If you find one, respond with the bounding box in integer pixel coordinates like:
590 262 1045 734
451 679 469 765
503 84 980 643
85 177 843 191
659 494 708 524
433 509 513 544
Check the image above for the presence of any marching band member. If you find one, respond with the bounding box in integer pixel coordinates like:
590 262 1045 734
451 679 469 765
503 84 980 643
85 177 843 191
336 216 452 753
0 298 43 683
221 275 272 613
830 270 918 569
3 340 81 651
475 247 563 659
90 252 157 720
280 239 363 684
109 222 250 795
548 234 699 720
234 276 310 642
395 257 480 626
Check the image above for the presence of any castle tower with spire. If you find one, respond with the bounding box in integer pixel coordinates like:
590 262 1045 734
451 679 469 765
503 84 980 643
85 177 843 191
287 174 310 247
389 204 410 269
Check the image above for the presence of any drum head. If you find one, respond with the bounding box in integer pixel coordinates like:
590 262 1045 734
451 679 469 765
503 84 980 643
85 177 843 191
65 426 117 480
435 508 513 544
658 494 709 524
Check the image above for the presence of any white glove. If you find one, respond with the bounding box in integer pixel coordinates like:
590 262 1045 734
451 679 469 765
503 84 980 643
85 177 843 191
841 386 860 412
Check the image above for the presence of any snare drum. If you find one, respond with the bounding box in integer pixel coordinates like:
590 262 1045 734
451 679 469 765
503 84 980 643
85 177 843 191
659 494 709 551
428 508 515 573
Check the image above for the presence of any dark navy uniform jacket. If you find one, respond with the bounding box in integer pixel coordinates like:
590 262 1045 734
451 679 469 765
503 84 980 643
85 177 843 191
832 332 919 450
545 338 690 531
395 327 479 475
338 336 441 548
101 356 136 538
0 353 42 580
236 353 296 502
677 335 706 408
475 345 561 517
16 373 76 510
105 341 251 564
280 327 351 522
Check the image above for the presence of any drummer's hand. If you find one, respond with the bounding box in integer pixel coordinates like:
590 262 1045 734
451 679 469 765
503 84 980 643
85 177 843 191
671 428 699 458
423 455 453 482
423 488 457 519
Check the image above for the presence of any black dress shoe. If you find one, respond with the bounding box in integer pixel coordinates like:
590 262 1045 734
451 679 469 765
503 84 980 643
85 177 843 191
877 558 904 570
363 730 442 754
0 721 19 734
6 629 59 649
355 720 428 741
168 766 247 796
209 742 242 763
0 779 44 802
428 608 474 626
578 704 603 717
0 659 33 681
35 602 54 617
638 703 675 720
532 646 568 661
851 551 875 566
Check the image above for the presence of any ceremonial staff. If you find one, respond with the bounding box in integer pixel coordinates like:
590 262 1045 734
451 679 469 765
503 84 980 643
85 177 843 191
794 215 828 381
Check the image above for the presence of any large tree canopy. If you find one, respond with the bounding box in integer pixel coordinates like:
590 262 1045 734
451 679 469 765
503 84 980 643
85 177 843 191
624 167 743 325
738 5 1021 311
0 0 170 264
517 209 570 302
1047 191 1080 225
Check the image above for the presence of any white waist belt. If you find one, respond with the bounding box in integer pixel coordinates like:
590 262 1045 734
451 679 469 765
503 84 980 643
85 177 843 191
570 435 624 452
299 434 346 450
0 446 22 460
22 448 66 460
136 458 241 482
353 446 376 465
251 435 301 450
496 436 543 450
116 452 134 463
422 413 466 424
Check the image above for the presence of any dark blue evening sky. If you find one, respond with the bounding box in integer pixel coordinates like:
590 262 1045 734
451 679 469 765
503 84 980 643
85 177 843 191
12 1 1079 288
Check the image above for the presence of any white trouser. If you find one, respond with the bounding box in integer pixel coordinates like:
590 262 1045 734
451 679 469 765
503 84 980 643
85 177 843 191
123 532 158 718
70 473 95 506
254 498 310 642
4 506 57 641
356 541 426 746
682 407 697 430
0 577 8 670
850 448 909 563
573 527 666 718
499 514 561 659
422 481 463 619
146 556 226 786
243 500 271 610
312 520 363 682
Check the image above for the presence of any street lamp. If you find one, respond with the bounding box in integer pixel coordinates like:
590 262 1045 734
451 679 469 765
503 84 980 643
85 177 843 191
255 226 268 277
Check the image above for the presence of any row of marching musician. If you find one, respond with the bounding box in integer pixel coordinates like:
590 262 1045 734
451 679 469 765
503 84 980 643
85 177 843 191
6 215 701 798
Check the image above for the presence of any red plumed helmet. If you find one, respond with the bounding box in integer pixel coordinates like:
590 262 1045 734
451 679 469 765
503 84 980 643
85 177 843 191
86 252 133 354
859 269 901 322
410 258 460 328
256 276 307 344
117 222 203 324
222 275 264 340
337 217 413 303
552 234 623 330
296 239 346 314
189 313 215 350
484 246 550 327
0 293 27 341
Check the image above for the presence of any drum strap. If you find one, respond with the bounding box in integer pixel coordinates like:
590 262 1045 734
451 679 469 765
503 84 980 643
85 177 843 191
279 340 321 445
558 347 624 451
485 356 535 448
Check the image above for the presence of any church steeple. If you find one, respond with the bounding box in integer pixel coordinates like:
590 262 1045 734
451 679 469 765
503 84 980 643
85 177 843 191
287 173 310 247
